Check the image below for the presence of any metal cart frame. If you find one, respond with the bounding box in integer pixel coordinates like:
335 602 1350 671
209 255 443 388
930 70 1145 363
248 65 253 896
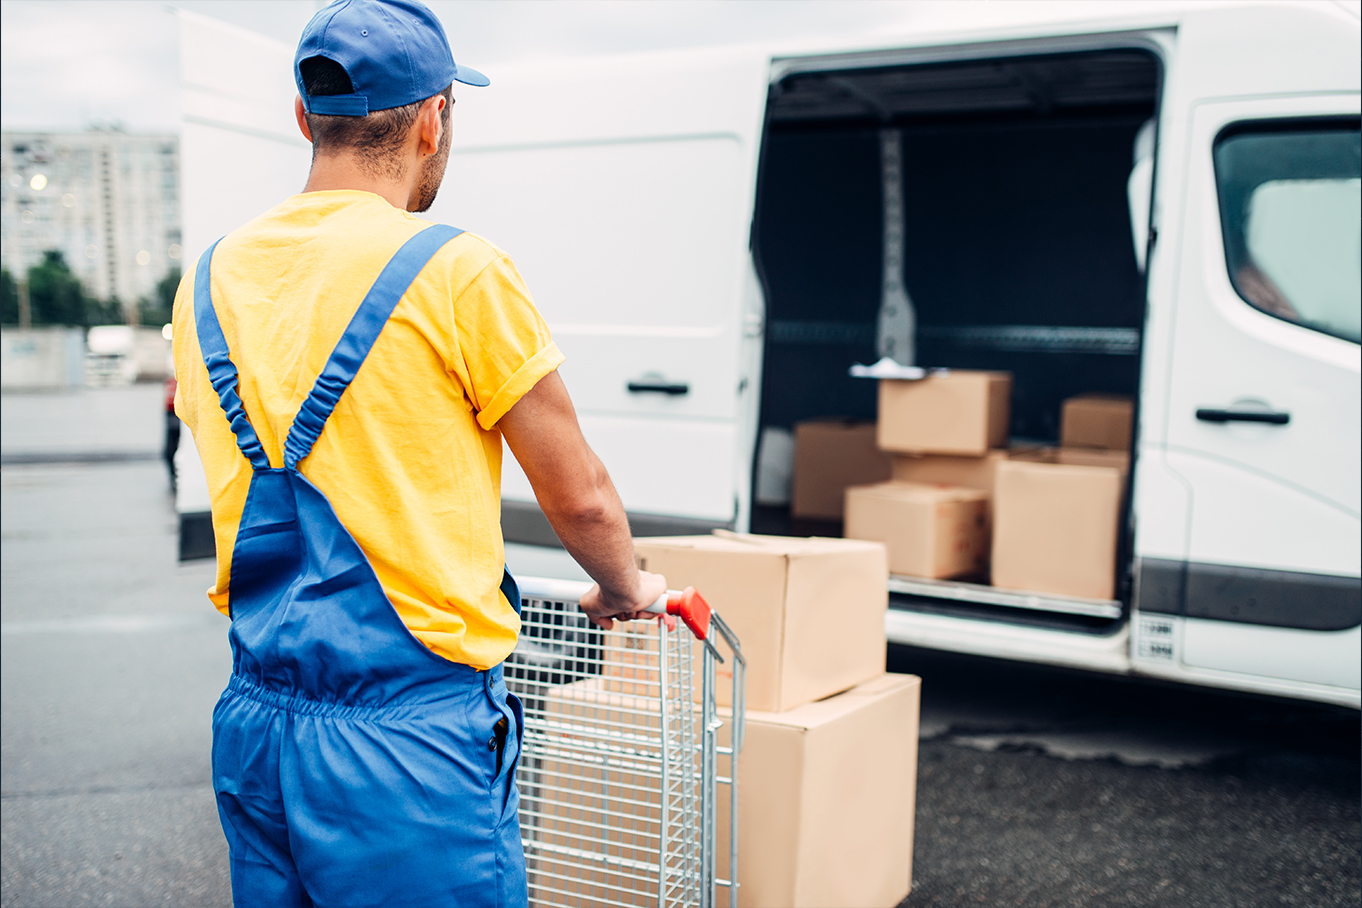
509 577 746 908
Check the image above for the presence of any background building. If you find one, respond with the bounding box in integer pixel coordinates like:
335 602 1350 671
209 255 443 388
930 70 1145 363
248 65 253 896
1 128 181 318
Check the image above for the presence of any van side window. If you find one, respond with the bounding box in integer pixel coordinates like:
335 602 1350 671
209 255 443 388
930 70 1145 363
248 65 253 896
1212 119 1361 344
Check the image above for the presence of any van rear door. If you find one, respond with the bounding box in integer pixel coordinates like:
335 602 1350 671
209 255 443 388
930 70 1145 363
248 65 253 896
174 10 311 558
427 48 771 534
1148 4 1360 696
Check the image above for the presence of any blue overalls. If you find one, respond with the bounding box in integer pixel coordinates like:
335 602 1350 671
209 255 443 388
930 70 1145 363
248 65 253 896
194 225 527 908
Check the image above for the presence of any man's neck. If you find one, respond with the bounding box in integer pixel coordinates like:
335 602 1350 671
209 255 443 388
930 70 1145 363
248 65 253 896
301 154 415 211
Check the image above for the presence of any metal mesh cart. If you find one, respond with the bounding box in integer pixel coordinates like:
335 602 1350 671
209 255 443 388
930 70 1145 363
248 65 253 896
509 577 746 908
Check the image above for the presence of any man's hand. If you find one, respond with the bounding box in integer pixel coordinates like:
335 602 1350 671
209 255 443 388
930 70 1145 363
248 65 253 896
579 570 668 630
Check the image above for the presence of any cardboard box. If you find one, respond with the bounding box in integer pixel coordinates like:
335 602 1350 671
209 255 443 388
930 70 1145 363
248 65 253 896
890 449 1010 496
844 482 989 579
1060 393 1134 451
528 677 674 907
791 420 893 520
991 459 1123 600
531 674 920 908
1010 445 1130 479
717 673 920 908
630 533 887 713
877 370 1012 456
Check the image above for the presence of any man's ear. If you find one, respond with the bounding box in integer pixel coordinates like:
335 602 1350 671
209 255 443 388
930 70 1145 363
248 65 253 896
415 94 445 157
295 95 313 143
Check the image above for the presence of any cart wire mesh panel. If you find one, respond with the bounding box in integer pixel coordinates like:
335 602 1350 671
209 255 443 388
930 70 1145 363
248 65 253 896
510 577 746 908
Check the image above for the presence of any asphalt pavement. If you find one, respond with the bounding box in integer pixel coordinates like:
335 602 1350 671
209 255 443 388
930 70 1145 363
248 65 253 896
893 645 1359 907
1 387 231 907
1 386 1358 908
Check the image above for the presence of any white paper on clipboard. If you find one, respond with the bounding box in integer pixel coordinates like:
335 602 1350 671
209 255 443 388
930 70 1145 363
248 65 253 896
848 357 939 381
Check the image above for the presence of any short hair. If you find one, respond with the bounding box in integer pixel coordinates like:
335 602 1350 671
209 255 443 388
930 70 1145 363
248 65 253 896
300 56 451 176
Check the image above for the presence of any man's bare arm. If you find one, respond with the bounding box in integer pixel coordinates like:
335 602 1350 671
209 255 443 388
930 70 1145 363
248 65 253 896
499 370 666 628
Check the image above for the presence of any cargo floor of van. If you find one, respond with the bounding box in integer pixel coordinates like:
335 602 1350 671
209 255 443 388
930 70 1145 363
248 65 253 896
750 47 1159 631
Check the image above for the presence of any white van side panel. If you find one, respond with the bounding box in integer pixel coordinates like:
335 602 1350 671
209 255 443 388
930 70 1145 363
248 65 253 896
1168 3 1361 103
1165 449 1361 576
1138 4 1361 567
1135 615 1362 708
1136 4 1361 699
1134 0 1359 452
1181 619 1362 691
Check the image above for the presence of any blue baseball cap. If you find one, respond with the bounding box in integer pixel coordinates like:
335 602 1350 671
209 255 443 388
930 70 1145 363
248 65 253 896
295 0 488 117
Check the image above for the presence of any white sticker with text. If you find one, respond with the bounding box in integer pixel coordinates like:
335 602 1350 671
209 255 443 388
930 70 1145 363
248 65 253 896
1137 616 1176 661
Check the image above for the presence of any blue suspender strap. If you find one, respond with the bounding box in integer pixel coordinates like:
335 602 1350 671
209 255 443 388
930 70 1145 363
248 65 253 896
194 239 270 471
500 567 521 617
283 224 464 470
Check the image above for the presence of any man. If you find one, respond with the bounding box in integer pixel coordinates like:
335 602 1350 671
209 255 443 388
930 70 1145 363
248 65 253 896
172 2 665 905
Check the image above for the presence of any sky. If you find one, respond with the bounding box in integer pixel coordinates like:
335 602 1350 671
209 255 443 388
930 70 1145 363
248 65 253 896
0 0 916 134
0 0 1184 136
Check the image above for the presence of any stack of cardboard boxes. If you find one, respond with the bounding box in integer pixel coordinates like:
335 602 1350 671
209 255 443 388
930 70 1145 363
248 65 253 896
795 371 1132 600
633 534 920 908
841 371 1011 581
531 534 921 907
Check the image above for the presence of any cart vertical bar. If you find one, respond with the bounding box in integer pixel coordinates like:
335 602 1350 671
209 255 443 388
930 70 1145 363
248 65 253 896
657 616 670 908
700 640 716 908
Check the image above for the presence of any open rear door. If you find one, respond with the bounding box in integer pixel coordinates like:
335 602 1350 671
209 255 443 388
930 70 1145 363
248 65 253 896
174 10 310 557
177 11 310 262
172 18 772 550
425 48 771 538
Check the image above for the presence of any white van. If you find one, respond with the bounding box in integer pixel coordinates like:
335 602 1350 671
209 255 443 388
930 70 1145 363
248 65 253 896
176 2 1360 708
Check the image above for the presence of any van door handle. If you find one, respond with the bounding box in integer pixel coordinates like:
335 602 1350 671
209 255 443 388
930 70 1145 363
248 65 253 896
1195 408 1290 425
627 380 689 396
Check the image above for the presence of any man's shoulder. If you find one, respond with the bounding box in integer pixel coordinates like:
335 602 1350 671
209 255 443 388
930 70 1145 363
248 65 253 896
411 223 522 292
420 223 508 269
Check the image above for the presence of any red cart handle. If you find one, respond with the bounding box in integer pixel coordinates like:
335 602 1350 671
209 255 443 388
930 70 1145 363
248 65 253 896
643 587 712 641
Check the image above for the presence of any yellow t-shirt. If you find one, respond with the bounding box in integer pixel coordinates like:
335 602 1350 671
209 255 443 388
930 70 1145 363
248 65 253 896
173 190 564 670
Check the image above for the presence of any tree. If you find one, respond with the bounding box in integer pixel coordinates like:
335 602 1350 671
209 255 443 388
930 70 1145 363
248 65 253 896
27 251 89 326
86 296 124 326
1 268 17 325
140 267 181 329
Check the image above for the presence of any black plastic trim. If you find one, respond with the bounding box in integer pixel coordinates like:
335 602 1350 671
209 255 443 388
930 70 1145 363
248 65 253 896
1 451 160 465
501 499 732 549
181 501 731 560
1135 558 1186 616
1187 563 1361 631
1137 557 1361 631
178 510 216 562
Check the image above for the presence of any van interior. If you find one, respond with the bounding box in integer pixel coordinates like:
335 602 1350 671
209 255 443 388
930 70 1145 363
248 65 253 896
750 48 1161 622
